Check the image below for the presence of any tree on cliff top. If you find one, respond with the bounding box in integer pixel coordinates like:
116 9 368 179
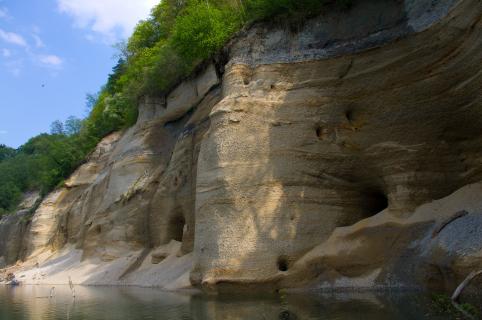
0 145 15 162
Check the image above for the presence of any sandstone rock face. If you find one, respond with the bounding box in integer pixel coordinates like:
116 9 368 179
23 132 122 261
18 62 220 265
0 0 481 293
0 212 29 266
0 192 40 266
284 183 482 291
192 0 482 291
0 63 221 287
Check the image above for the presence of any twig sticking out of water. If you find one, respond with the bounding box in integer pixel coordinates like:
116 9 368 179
68 276 76 299
35 287 56 299
451 270 482 320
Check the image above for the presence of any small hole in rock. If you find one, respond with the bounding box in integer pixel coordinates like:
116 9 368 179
277 257 289 272
316 127 323 139
243 78 250 85
345 110 353 122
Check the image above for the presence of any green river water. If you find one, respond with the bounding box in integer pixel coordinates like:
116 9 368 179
0 285 478 319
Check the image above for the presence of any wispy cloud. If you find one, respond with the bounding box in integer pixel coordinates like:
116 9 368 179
2 48 11 57
57 0 158 42
32 34 45 48
0 28 27 47
0 7 10 20
0 9 64 76
0 130 7 135
4 58 23 76
38 54 63 67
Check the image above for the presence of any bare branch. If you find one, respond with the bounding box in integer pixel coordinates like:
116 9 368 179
452 270 482 302
450 270 482 320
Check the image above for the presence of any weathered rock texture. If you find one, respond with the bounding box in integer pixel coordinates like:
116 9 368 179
191 0 482 292
0 0 481 293
0 192 39 267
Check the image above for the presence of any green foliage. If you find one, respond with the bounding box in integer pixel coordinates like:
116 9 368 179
128 20 161 53
0 145 15 162
105 0 350 103
430 294 479 318
65 116 82 136
244 0 327 20
0 119 98 213
0 182 21 213
50 120 65 135
171 2 240 62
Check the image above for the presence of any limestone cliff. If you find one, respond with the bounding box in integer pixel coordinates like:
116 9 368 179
0 0 481 293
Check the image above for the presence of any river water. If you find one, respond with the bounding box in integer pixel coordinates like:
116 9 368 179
0 285 475 319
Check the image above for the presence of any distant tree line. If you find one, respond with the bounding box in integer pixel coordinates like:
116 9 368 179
0 115 91 215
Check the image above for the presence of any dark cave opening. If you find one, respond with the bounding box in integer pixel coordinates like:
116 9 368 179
168 215 186 242
364 191 389 217
337 190 389 228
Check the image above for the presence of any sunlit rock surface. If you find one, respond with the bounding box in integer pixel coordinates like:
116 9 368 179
0 0 481 292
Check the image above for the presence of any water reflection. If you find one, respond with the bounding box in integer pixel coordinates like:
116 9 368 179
0 286 466 319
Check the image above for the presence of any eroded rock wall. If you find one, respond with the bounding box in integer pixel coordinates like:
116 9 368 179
0 0 480 292
0 213 29 267
0 62 221 287
0 192 39 266
192 0 482 290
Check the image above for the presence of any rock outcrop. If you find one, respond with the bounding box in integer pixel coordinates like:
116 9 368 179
0 0 481 293
0 192 39 267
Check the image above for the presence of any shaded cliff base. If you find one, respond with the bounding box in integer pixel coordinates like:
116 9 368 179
2 181 482 294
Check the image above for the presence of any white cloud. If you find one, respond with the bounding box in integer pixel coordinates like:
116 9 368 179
84 34 95 42
32 34 45 48
0 7 9 19
0 29 27 47
0 130 7 135
57 0 158 41
31 26 45 47
4 58 22 76
38 54 63 67
2 48 10 57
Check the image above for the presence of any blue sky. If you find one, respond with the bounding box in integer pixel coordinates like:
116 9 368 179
0 0 158 147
